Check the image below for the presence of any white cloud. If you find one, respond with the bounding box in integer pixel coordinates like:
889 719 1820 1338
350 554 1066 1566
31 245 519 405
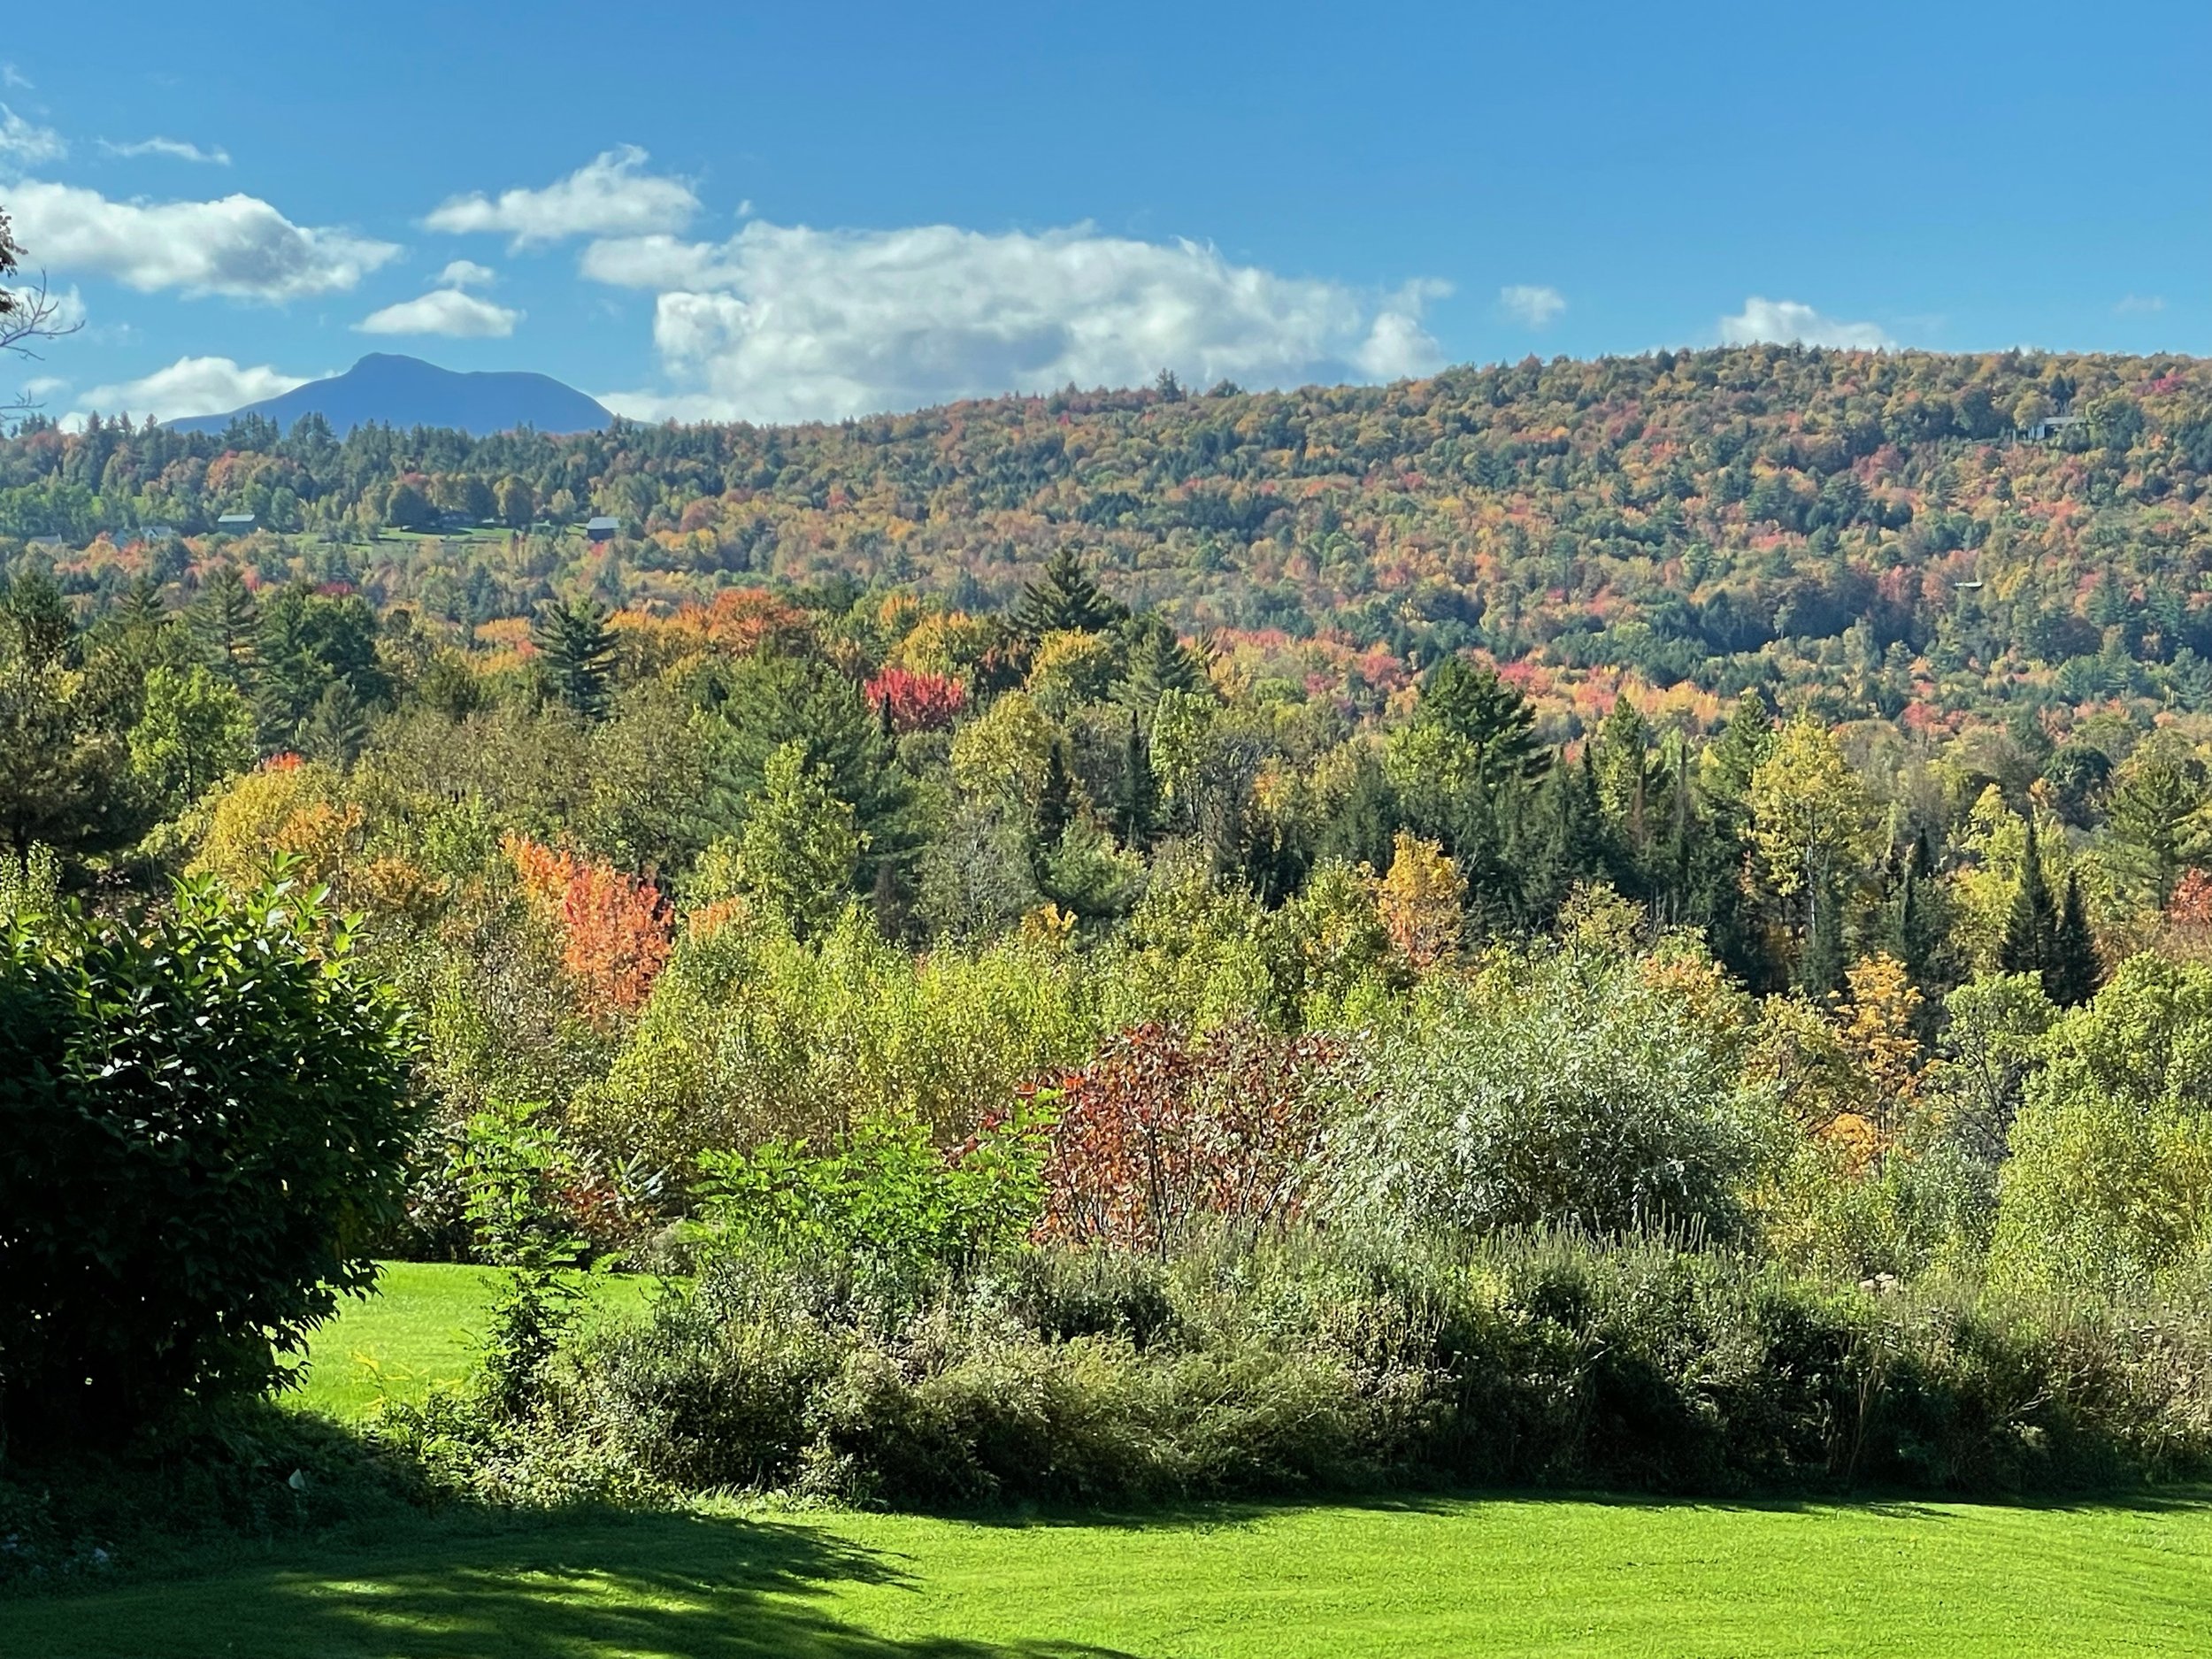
99 136 232 165
8 178 397 300
435 257 496 288
1499 283 1565 327
73 355 310 420
0 104 65 165
2 65 30 91
1718 296 1894 350
357 287 520 338
587 219 1449 424
425 145 697 248
2116 293 2166 316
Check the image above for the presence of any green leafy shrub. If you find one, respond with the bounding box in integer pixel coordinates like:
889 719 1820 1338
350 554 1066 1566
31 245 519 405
1990 954 2212 1297
1325 947 1768 1240
0 874 415 1452
693 1107 1044 1289
396 1233 2212 1509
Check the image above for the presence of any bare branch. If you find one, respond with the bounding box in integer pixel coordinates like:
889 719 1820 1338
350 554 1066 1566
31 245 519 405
0 205 80 419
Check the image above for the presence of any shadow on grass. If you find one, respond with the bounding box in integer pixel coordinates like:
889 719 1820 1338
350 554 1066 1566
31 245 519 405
0 1506 1136 1659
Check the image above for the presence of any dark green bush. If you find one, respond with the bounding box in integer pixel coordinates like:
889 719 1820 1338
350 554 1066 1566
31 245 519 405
0 876 416 1454
388 1233 2212 1509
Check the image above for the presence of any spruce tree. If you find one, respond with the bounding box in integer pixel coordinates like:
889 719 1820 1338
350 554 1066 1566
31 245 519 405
1119 611 1203 717
1037 741 1075 849
1114 711 1156 849
531 597 615 721
1415 657 1548 784
1014 548 1125 640
1999 815 2059 980
2047 871 2103 1007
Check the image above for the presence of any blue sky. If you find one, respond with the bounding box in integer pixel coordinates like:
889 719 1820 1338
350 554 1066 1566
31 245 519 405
4 0 2208 426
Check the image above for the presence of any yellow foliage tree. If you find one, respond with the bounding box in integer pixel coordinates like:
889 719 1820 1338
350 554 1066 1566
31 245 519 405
1839 952 1924 1132
1377 830 1465 972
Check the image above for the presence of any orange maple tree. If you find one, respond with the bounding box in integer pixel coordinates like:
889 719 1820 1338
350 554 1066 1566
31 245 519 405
505 835 672 1017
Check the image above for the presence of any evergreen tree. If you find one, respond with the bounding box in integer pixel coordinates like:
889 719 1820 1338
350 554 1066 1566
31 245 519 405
1999 815 2059 981
188 563 259 685
114 575 166 632
1699 691 1776 823
1037 741 1075 849
728 740 864 941
1414 657 1548 785
1113 711 1156 849
3 566 77 670
2104 744 2210 907
1316 749 1398 873
1798 879 1847 997
2047 871 2103 1007
708 651 918 886
1588 694 1665 854
1014 548 1125 640
300 681 370 769
1519 747 1609 927
1118 611 1203 717
532 597 615 721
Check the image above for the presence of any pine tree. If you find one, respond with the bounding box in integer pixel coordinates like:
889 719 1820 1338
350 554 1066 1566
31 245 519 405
188 563 259 684
300 681 370 769
1588 694 1665 852
710 652 919 889
115 575 166 632
731 741 864 941
1999 815 2059 980
1014 548 1125 640
1700 691 1776 823
3 566 77 669
532 597 615 720
2047 871 2103 1006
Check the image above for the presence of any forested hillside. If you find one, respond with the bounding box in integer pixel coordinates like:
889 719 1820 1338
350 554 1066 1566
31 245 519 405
12 345 2212 737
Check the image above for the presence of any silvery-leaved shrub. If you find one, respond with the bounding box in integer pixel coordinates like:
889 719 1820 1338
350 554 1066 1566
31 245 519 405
1324 944 1765 1242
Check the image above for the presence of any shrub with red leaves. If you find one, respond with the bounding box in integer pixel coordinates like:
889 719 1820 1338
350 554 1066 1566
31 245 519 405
1033 1021 1341 1254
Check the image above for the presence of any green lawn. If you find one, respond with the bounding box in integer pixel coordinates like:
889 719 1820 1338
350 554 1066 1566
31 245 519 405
288 1261 659 1419
11 1266 2207 1656
5 1492 2208 1657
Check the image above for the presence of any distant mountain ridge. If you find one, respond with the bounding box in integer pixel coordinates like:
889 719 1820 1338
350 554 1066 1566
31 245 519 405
165 354 613 437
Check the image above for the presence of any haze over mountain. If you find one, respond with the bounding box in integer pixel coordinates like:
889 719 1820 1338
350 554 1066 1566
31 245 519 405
163 355 614 438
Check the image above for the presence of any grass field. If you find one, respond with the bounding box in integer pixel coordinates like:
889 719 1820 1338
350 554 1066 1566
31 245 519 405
9 1267 2208 1657
5 1492 2208 1657
287 1261 657 1419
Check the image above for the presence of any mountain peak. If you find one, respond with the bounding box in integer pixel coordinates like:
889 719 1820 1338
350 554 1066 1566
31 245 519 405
165 357 613 438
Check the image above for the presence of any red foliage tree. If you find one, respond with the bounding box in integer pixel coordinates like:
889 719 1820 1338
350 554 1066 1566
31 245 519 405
864 666 969 733
1033 1021 1341 1254
2165 867 2212 960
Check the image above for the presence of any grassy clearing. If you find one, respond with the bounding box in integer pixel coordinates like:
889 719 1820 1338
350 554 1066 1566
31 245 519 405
4 1492 2208 1657
286 1262 657 1419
